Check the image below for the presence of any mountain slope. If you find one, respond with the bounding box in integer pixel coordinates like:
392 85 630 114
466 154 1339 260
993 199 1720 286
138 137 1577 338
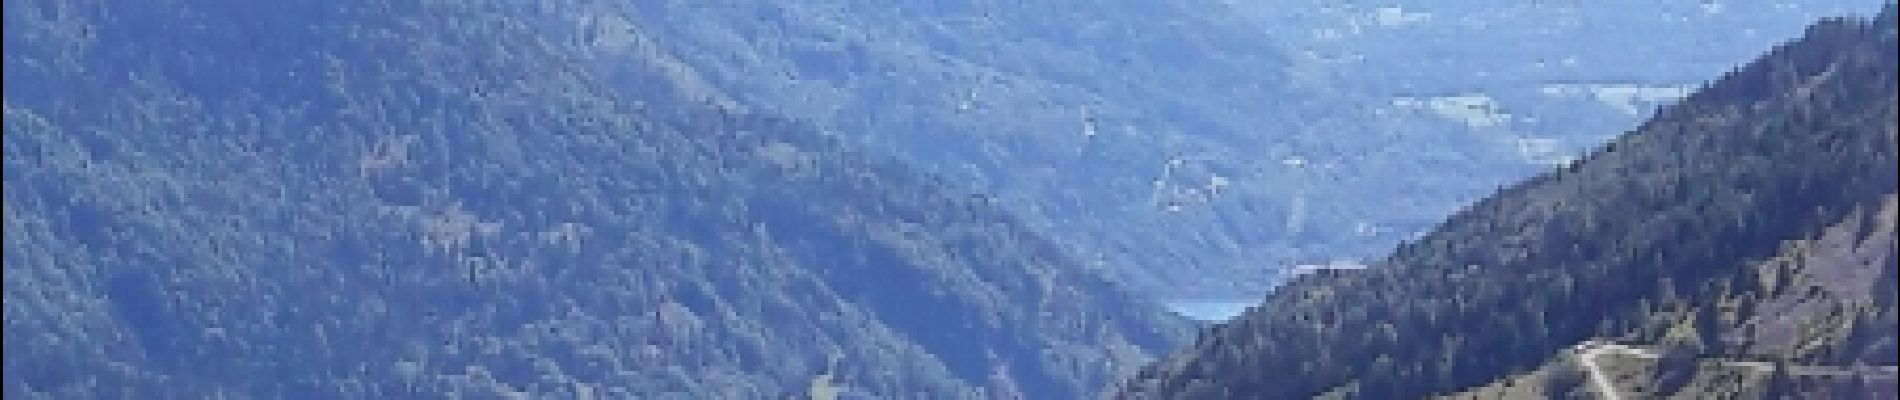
583 1 1889 298
1117 6 1898 399
1440 195 1898 399
592 0 1309 296
0 1 1190 398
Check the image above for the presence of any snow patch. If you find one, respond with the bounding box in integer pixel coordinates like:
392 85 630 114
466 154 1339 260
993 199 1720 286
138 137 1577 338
1393 94 1511 128
1542 83 1695 115
1371 6 1432 26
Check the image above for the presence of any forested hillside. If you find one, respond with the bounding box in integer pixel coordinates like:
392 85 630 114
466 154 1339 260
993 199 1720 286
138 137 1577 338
0 1 1191 398
1118 5 1898 399
588 0 1888 297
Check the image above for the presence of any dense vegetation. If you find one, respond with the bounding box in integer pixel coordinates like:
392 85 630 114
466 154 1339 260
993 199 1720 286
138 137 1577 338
596 0 1887 297
1118 6 1898 399
0 1 1192 398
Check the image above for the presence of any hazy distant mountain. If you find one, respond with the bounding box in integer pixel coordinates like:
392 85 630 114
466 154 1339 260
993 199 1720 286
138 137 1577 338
1118 5 1896 399
1242 0 1888 155
0 1 1190 398
582 0 1890 298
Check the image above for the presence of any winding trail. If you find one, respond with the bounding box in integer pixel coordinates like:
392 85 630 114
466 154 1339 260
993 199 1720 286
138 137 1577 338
1570 341 1900 399
1573 342 1656 400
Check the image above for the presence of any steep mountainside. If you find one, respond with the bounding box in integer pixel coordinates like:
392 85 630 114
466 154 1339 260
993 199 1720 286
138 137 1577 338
0 1 1190 398
591 0 1313 296
1442 196 1899 399
1118 6 1897 399
583 0 1889 298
